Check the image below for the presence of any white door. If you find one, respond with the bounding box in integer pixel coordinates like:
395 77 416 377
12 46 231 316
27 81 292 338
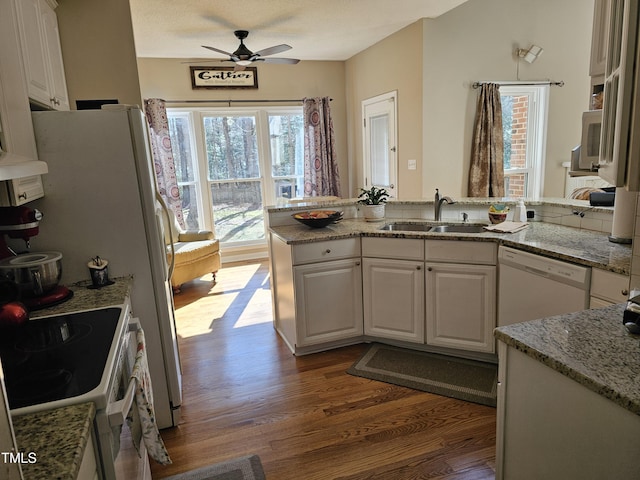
363 257 424 343
362 91 397 198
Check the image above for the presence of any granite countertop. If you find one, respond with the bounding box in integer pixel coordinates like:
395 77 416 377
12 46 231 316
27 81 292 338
30 275 133 319
270 218 632 274
495 304 640 416
12 402 96 480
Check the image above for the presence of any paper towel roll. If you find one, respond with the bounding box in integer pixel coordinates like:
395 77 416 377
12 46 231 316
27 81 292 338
610 187 637 243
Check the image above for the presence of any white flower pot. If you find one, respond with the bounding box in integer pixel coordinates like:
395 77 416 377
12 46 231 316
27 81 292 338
362 204 386 222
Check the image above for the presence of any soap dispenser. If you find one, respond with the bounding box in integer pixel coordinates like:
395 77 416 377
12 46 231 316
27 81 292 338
514 199 527 222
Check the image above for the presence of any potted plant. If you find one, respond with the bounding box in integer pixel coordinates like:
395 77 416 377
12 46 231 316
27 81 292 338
357 186 390 222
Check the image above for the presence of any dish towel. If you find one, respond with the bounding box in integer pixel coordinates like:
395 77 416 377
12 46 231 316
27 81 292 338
127 327 172 465
484 221 530 233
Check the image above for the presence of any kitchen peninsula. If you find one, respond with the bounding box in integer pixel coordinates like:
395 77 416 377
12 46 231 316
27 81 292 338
267 197 632 356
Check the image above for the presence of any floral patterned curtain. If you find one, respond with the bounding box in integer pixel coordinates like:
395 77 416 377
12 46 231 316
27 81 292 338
144 98 184 227
468 83 505 197
303 97 341 197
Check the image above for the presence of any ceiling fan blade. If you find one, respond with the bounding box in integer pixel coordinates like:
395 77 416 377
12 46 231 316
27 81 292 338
254 44 292 57
261 57 300 65
202 45 239 61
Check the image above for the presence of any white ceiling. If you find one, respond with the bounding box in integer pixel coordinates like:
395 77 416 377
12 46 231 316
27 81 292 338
129 0 469 61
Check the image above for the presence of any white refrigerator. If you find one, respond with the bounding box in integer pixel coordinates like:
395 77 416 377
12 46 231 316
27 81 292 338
29 106 182 429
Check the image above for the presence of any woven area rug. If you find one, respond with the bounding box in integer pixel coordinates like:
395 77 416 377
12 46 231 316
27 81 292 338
163 455 266 480
347 343 498 407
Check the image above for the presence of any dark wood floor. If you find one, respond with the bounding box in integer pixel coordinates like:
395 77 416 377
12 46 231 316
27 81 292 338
151 261 496 479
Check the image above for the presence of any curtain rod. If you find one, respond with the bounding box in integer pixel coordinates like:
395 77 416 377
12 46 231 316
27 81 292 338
472 80 564 89
163 98 333 105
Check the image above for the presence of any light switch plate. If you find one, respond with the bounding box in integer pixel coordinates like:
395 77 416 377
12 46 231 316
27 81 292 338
408 159 417 170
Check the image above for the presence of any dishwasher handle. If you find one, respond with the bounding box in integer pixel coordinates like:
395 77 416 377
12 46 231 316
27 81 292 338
523 265 552 278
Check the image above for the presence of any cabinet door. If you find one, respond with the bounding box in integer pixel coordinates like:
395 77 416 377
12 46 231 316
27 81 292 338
590 0 610 77
426 263 496 353
363 258 424 343
294 259 363 347
15 0 50 107
14 0 69 110
40 2 69 110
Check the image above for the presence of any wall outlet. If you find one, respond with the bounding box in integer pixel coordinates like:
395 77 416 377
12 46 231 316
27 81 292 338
407 159 417 170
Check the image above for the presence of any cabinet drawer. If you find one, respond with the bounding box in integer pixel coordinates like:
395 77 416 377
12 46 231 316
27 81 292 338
361 237 424 260
292 238 360 265
425 240 497 265
590 268 629 303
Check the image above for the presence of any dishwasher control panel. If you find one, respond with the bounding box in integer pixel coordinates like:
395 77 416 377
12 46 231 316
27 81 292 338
499 246 590 284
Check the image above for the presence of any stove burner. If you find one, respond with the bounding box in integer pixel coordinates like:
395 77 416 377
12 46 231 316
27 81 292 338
0 307 122 410
16 321 92 352
9 368 73 405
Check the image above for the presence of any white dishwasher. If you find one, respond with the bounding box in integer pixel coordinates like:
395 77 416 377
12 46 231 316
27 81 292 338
498 246 591 326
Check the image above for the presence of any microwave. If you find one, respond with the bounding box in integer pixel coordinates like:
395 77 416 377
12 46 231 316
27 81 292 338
579 110 602 170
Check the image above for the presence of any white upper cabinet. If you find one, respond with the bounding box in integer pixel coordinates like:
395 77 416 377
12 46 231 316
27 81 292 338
590 0 610 77
15 0 69 111
598 0 639 187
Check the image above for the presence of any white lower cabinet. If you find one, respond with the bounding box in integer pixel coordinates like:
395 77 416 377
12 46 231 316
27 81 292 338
496 342 640 479
271 234 498 356
425 262 496 353
363 257 424 343
269 233 363 354
589 268 629 307
293 258 363 347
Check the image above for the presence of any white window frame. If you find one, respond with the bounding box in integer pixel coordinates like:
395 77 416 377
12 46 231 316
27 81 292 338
167 106 303 246
499 84 549 199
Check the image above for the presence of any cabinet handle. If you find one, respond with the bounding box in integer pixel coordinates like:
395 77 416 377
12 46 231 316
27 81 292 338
18 193 27 200
622 289 629 296
427 267 433 271
416 265 421 270
324 249 331 254
355 261 361 266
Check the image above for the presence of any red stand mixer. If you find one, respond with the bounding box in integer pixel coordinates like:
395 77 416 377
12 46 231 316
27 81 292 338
0 206 43 258
0 206 72 309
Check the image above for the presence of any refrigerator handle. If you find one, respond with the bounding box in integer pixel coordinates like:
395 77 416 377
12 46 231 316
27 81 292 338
156 192 176 282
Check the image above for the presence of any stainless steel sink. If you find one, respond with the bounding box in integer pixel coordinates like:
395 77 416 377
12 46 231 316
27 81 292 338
379 223 432 231
379 222 487 233
428 224 487 233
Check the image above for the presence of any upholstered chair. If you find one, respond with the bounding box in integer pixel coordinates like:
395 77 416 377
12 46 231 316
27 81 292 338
165 211 220 293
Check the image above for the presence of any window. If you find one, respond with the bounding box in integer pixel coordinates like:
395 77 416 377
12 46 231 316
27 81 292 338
500 85 549 198
167 108 304 249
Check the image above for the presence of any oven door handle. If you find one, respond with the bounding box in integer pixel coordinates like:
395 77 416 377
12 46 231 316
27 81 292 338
108 379 136 427
107 317 142 428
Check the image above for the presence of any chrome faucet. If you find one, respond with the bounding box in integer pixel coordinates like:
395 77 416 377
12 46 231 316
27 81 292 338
434 188 455 221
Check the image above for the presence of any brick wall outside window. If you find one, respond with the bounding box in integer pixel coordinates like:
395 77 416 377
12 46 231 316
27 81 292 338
505 95 528 198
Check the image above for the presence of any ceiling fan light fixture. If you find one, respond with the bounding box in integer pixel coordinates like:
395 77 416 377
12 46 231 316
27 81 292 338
236 60 253 66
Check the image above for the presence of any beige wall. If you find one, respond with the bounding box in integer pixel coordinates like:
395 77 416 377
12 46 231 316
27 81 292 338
422 0 594 198
136 59 349 197
345 21 424 199
55 0 143 107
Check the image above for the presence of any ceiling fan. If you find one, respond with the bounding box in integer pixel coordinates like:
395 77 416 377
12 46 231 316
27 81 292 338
202 30 300 70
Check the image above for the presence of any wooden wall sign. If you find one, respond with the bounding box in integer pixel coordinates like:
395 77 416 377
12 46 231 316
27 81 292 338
190 66 258 89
